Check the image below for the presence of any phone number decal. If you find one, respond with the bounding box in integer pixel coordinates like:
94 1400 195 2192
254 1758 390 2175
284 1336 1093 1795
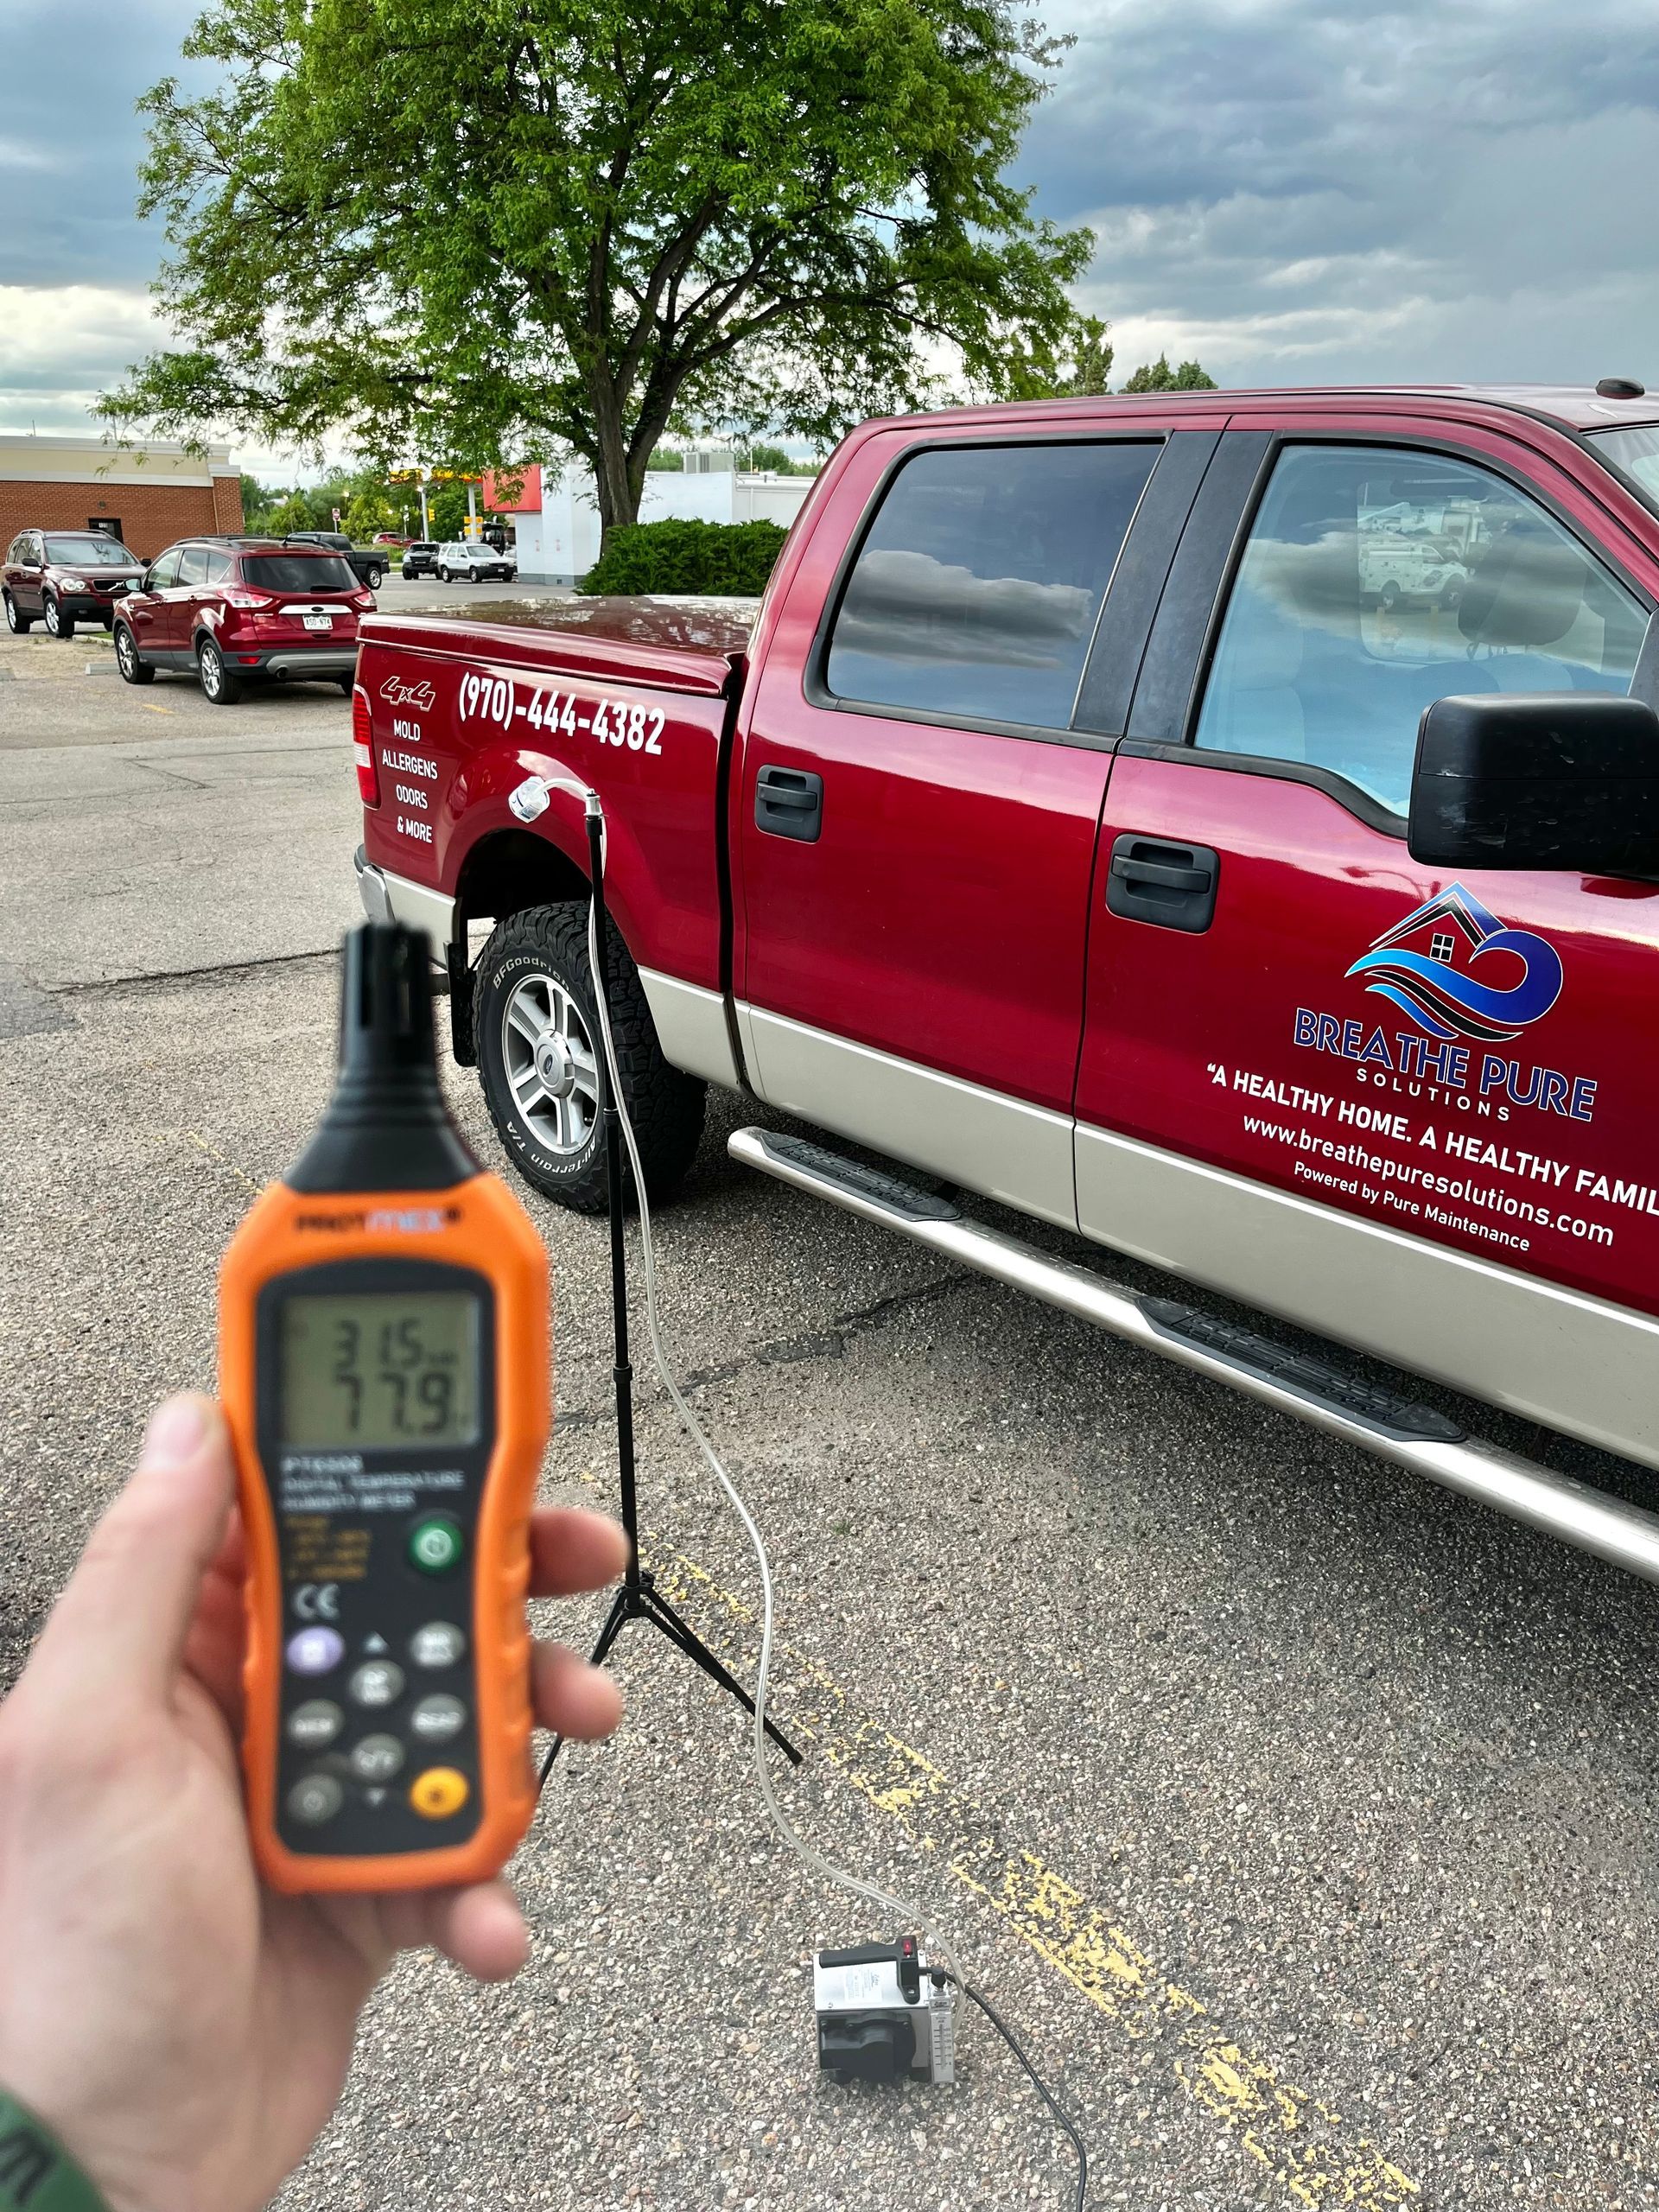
458 669 664 753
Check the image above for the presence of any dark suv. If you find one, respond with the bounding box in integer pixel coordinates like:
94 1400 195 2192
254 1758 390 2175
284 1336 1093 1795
3 530 146 639
112 537 372 703
401 541 440 578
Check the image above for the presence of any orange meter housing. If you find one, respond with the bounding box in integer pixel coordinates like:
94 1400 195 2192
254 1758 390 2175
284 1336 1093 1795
219 924 550 1894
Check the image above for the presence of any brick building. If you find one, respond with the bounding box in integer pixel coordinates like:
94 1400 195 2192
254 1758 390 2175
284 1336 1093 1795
0 433 243 561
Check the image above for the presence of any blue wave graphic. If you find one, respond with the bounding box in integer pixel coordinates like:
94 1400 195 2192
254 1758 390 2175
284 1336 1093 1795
1344 885 1563 1044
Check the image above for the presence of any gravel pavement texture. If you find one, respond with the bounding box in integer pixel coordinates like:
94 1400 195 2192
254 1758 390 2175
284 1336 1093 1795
3 648 1659 2209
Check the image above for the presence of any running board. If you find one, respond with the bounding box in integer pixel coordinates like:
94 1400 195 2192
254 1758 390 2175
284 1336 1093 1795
729 1126 1659 1586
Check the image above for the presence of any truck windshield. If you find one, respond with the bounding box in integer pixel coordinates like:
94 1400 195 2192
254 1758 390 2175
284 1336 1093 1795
1584 425 1659 510
45 534 133 565
242 555 357 592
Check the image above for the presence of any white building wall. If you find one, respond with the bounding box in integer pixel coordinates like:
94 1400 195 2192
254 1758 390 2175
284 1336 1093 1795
515 463 815 584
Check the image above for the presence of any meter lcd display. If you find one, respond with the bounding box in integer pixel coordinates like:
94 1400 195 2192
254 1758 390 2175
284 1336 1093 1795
279 1292 481 1447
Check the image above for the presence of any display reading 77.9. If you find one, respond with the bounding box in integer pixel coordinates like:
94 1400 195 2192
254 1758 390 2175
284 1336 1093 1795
279 1291 480 1448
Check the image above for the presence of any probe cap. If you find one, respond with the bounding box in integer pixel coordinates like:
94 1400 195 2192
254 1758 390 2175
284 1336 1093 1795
287 923 479 1194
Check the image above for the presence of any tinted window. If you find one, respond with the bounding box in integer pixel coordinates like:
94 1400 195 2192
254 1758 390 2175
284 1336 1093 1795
177 545 211 585
1586 424 1659 509
240 555 357 592
146 549 182 589
1192 445 1649 817
205 550 232 582
824 442 1158 728
45 534 133 566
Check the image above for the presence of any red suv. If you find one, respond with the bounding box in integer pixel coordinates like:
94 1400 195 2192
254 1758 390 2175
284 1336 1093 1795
112 537 373 704
3 529 146 639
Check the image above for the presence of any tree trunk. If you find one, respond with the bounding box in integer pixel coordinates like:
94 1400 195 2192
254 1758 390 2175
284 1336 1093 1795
590 383 642 563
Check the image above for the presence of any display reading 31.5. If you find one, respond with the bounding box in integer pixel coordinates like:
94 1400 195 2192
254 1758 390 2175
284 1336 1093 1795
279 1292 480 1447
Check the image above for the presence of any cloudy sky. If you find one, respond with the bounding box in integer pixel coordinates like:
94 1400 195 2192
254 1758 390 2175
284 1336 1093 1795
3 0 1657 474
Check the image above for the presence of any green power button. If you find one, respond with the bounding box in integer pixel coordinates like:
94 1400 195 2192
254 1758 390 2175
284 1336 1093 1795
408 1516 465 1575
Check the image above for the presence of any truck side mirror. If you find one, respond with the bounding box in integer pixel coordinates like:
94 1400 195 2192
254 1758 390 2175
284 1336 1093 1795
1408 692 1659 874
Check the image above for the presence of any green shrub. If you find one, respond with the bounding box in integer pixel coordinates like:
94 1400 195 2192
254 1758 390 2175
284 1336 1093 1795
579 518 788 596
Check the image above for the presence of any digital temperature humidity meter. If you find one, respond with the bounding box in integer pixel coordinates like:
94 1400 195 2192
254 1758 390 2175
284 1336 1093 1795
219 923 550 1893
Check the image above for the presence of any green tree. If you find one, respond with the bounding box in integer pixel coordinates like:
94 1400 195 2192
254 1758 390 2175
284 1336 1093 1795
1119 353 1217 393
238 470 270 526
265 491 313 533
102 0 1093 553
1052 315 1114 397
746 442 818 474
342 487 395 541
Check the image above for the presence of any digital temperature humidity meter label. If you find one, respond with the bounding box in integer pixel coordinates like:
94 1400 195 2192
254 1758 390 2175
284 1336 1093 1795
219 924 550 1893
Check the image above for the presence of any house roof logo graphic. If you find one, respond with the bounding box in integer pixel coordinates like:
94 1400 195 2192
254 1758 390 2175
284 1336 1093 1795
1344 883 1564 1044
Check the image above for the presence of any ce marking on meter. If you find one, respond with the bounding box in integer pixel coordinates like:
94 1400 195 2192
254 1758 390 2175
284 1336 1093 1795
292 1582 341 1623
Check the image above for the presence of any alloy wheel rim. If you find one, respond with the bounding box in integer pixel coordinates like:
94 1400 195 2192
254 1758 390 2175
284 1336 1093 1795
501 971 599 1155
116 629 134 675
44 600 59 634
201 646 220 696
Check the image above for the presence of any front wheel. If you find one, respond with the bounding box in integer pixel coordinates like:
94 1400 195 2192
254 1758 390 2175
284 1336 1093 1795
43 595 73 640
197 637 243 705
473 902 707 1212
3 592 29 634
113 624 154 684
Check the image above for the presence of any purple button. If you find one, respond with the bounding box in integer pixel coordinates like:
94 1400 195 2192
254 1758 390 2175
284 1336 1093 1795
286 1625 345 1675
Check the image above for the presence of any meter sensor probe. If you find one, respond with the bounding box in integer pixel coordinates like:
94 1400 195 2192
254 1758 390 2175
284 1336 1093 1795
219 922 550 1893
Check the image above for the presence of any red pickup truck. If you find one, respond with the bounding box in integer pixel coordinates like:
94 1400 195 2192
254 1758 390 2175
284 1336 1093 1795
353 383 1659 1582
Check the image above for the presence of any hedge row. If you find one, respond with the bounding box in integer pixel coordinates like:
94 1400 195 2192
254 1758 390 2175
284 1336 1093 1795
579 517 788 597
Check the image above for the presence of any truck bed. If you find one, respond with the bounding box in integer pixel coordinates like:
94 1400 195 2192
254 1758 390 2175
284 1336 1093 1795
360 595 754 696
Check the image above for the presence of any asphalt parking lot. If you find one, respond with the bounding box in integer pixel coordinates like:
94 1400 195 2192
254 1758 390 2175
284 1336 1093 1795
4 620 1659 2210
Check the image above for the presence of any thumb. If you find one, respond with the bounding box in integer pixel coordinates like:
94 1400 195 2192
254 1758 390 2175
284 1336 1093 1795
30 1395 237 1710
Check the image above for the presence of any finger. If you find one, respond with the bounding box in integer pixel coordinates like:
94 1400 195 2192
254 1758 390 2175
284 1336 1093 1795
528 1507 629 1598
29 1395 235 1708
531 1638 625 1741
423 1880 530 1982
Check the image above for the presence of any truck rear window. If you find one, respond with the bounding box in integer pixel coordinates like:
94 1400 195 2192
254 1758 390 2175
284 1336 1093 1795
824 440 1158 729
241 555 357 592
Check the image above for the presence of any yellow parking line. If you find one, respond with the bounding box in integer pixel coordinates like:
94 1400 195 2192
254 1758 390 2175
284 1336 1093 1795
644 1541 1420 2209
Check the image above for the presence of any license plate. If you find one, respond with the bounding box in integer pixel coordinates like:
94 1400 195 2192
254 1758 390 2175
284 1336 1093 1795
302 613 334 632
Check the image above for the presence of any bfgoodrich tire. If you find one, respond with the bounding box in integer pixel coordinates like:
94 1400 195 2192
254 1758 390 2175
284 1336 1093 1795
474 902 706 1213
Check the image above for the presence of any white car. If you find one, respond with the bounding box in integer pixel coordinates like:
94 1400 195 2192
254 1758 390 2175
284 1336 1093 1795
435 541 515 582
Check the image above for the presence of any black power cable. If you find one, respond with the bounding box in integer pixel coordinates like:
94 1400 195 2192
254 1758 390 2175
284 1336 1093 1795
941 1975 1089 2209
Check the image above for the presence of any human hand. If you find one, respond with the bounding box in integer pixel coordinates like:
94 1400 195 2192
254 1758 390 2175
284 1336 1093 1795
0 1393 627 2212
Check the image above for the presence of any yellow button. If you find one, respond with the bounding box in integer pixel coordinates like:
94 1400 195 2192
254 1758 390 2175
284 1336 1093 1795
409 1766 470 1820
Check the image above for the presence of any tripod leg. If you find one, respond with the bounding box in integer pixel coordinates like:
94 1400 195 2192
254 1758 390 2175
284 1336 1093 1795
639 1587 804 1765
538 1586 632 1789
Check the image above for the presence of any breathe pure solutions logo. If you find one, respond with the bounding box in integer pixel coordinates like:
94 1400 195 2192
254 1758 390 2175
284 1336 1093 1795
1344 884 1563 1044
1292 884 1596 1122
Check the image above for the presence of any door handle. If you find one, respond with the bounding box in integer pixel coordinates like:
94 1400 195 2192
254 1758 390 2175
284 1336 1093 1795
1105 835 1219 932
755 764 823 843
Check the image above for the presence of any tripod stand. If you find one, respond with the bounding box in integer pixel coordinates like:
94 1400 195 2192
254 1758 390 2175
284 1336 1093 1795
540 801 801 1783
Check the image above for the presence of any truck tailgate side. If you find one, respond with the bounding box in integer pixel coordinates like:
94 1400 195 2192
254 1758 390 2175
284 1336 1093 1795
356 607 743 995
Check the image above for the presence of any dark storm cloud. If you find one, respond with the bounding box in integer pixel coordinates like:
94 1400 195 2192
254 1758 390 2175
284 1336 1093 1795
6 0 1659 429
1033 0 1659 382
0 2 202 289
